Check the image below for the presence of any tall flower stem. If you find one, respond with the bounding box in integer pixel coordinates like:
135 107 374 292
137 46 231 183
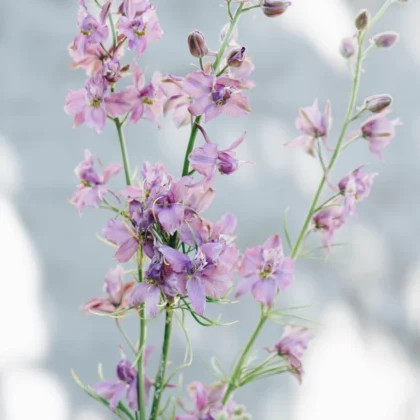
113 118 147 420
150 4 246 418
221 0 394 405
149 310 173 420
222 310 268 405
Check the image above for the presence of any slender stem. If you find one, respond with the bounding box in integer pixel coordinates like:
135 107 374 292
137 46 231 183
150 310 173 420
114 119 146 420
290 33 366 259
115 118 132 185
222 312 268 405
213 3 245 71
182 116 202 177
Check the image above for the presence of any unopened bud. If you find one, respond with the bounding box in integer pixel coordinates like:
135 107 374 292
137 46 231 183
355 9 370 31
188 30 208 58
261 1 291 18
371 31 400 48
339 36 356 58
227 46 246 68
364 94 393 113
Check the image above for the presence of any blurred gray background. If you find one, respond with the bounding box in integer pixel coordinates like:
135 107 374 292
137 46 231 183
1 0 419 419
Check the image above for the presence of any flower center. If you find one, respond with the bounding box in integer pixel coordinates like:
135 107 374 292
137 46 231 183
80 29 93 36
211 87 231 106
143 97 154 105
90 97 102 108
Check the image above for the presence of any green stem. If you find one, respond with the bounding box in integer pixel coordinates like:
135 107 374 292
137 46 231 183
114 120 146 420
115 118 132 185
149 310 173 420
290 32 366 259
222 312 268 405
182 116 202 177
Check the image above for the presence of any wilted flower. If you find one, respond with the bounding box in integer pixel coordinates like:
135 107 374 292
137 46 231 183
261 0 291 18
236 234 294 307
267 326 314 383
287 99 332 156
360 111 401 159
188 30 209 58
183 71 250 123
83 266 135 314
95 347 154 411
371 31 399 48
70 149 122 214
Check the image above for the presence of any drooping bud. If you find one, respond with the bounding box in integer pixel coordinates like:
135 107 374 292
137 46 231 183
227 46 246 68
339 36 356 58
261 0 291 18
371 31 400 48
188 30 209 58
355 9 370 31
364 94 393 113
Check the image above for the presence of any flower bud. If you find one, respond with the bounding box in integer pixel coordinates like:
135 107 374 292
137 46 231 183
227 46 246 68
355 9 370 31
371 31 399 48
261 1 291 18
364 94 393 113
339 36 356 58
188 30 208 58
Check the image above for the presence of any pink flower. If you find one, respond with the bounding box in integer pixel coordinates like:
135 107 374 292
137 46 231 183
73 0 111 57
287 99 332 156
65 74 132 133
83 266 135 314
123 62 164 126
267 326 314 383
70 149 122 214
183 71 250 123
161 75 191 128
118 0 163 56
312 206 348 251
236 234 294 307
188 125 248 187
360 111 401 160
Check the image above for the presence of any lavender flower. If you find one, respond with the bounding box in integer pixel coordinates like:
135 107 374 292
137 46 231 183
183 71 250 123
236 234 294 307
371 31 400 48
95 347 154 411
118 0 163 56
312 206 348 251
287 99 332 156
70 149 122 214
267 326 314 383
360 111 401 159
83 266 135 314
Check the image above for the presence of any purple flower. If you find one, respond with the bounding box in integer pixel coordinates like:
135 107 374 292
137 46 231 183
312 206 348 251
65 73 132 133
118 0 163 56
338 165 378 215
267 325 314 383
73 0 110 57
287 99 332 156
183 71 250 123
177 381 243 420
189 125 248 187
83 266 135 314
236 234 294 307
371 31 400 48
123 62 164 126
159 244 233 315
70 149 122 214
128 249 180 317
95 347 154 412
360 111 401 159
